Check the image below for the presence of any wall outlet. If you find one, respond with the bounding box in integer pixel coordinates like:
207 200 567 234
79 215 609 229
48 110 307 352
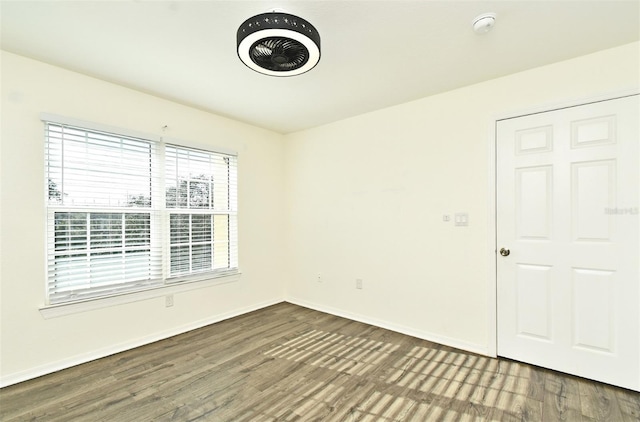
356 279 363 289
165 295 174 307
317 273 322 282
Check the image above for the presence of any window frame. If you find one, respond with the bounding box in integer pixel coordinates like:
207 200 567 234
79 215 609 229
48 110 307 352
41 113 240 316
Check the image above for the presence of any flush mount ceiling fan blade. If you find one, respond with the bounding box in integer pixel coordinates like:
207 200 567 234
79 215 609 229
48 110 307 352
250 37 308 71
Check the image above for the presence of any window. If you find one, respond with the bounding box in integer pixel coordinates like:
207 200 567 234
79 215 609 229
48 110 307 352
165 145 238 277
45 118 238 305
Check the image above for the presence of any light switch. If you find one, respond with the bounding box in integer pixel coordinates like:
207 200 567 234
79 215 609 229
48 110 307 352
455 213 469 227
443 215 450 222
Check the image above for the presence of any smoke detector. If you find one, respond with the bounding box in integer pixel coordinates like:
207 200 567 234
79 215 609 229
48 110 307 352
472 13 497 34
237 11 321 77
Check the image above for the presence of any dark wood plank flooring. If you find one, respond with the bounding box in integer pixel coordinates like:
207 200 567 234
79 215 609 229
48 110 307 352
1 303 639 421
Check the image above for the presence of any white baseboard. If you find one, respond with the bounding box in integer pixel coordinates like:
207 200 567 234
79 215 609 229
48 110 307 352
0 298 282 388
1 297 491 388
286 296 491 357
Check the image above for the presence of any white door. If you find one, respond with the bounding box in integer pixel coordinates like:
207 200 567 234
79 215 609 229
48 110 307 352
496 95 639 391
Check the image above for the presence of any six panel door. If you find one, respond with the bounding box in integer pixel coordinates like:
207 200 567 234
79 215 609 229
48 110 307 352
496 95 639 391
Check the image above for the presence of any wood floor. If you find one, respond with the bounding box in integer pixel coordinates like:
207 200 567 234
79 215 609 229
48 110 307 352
1 303 639 421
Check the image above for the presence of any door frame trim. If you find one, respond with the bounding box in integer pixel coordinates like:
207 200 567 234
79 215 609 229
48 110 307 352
487 89 639 359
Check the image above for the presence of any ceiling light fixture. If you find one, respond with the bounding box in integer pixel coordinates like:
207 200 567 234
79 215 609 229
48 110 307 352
237 10 321 77
472 13 497 34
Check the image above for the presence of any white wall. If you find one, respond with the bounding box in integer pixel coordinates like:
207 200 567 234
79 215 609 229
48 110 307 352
283 42 640 355
0 52 286 386
2 42 638 386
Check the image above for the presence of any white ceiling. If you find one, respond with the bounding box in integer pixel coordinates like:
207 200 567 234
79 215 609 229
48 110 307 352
2 1 639 134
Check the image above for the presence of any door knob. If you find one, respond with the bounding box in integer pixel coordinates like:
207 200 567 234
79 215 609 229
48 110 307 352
499 248 510 257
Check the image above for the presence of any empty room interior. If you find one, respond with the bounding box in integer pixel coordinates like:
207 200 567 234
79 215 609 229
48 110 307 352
1 1 639 420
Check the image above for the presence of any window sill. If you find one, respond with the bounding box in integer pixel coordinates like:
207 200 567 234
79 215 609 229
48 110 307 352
39 272 241 319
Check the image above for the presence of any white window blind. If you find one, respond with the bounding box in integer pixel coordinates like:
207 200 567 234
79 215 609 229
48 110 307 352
165 145 238 279
44 119 238 305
